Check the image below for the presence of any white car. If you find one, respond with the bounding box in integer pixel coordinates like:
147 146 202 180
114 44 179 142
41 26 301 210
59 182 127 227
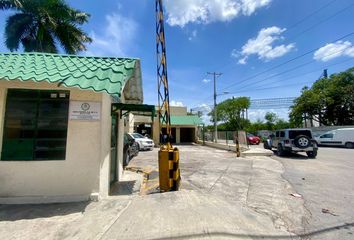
315 128 354 148
128 133 154 151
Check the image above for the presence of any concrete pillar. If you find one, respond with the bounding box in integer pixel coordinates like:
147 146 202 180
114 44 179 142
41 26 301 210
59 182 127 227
117 112 124 181
99 94 112 198
176 127 181 144
153 119 160 145
128 113 135 133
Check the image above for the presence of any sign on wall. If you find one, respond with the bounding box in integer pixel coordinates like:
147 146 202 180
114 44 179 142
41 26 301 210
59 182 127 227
69 101 101 120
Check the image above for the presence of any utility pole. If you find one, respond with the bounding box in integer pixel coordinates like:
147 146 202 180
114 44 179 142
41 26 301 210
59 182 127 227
323 69 328 79
207 72 222 143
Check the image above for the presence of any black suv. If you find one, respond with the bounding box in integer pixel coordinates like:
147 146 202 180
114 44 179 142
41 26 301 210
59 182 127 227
123 133 139 166
264 128 318 158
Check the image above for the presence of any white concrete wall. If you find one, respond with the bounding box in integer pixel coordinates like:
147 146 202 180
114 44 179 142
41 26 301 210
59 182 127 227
170 106 187 116
0 80 114 203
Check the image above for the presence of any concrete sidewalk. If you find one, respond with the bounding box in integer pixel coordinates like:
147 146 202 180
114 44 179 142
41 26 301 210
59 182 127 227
241 145 274 157
200 141 273 157
0 145 306 240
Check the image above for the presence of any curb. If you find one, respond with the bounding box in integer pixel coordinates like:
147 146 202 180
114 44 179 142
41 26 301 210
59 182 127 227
125 166 160 195
241 150 274 157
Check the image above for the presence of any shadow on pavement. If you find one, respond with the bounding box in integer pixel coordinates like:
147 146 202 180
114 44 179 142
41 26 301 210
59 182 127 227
150 221 354 240
0 201 89 221
272 151 310 160
110 180 137 196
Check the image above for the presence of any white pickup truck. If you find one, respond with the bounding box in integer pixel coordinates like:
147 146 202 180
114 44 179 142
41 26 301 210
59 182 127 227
315 128 354 148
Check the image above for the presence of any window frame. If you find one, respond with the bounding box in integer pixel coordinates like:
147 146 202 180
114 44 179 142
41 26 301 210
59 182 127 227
1 89 70 161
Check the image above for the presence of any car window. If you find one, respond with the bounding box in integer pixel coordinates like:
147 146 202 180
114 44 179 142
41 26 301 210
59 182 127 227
289 130 312 139
132 133 144 138
275 131 279 137
320 133 334 138
280 131 285 137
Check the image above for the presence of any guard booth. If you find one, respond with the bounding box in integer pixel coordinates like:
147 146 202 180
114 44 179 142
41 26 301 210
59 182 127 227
0 52 144 204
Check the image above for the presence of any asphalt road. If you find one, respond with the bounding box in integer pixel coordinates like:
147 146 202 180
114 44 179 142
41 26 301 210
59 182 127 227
273 146 354 240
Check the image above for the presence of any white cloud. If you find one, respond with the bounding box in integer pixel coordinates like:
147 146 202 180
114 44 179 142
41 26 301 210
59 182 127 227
232 26 295 64
194 104 213 124
86 12 138 56
202 78 211 83
198 103 212 112
164 0 272 27
314 41 354 62
170 100 184 107
188 30 198 41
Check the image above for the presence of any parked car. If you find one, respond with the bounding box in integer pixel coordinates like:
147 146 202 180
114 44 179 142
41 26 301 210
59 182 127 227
315 128 354 148
247 133 261 145
128 133 154 151
264 128 318 158
123 133 139 166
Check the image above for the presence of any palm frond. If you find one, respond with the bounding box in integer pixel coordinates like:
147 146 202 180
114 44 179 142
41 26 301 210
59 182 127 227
5 13 34 51
38 26 57 53
55 22 92 54
0 0 22 10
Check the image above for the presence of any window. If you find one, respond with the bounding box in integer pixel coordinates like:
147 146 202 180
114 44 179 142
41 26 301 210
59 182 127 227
1 89 70 161
288 130 312 139
132 133 144 139
320 133 334 139
275 131 280 137
280 131 285 137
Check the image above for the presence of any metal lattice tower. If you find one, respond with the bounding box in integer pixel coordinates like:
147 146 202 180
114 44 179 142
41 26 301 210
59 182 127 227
156 0 172 147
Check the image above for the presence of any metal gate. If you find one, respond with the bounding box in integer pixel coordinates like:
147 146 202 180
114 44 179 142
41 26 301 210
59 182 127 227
110 114 118 184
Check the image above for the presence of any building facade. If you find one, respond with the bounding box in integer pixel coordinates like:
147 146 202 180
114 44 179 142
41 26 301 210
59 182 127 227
0 53 143 204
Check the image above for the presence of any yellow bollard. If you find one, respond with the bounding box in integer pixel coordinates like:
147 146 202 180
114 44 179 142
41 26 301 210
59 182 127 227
158 147 180 192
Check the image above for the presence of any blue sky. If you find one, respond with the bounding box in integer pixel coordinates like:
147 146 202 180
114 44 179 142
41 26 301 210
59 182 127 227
1 0 354 122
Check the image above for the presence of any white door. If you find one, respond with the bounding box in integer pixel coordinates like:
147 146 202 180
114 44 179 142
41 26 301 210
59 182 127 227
318 132 339 146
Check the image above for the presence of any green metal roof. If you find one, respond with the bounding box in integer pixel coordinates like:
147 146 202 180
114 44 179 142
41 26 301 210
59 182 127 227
0 52 142 97
170 115 203 126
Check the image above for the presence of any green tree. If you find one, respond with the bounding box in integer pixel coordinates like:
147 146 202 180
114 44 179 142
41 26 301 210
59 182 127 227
208 97 250 130
1 0 92 54
245 119 266 134
265 112 277 130
290 67 354 126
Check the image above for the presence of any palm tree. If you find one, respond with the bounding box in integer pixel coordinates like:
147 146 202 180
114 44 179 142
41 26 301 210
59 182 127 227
0 0 92 54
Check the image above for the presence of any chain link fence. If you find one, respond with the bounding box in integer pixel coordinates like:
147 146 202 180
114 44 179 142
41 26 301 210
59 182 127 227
197 129 249 151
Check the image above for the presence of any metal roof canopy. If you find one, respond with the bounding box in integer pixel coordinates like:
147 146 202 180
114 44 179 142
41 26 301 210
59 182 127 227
112 103 155 121
0 52 143 103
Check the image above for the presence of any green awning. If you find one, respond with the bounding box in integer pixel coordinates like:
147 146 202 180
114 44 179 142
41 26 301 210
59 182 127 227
0 52 143 102
112 103 155 120
170 115 203 126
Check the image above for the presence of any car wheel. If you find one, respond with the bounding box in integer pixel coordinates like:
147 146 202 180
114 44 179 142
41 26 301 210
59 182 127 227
294 135 311 149
345 142 354 149
277 144 285 156
307 150 317 158
124 151 130 166
263 141 270 150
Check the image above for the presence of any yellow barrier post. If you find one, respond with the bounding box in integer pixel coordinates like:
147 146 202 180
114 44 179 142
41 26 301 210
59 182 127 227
158 146 180 192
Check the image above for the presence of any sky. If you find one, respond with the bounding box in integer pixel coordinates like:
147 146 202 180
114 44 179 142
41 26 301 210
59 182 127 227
1 0 354 123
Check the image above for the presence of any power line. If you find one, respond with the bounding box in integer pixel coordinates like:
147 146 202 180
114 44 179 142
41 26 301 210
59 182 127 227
288 2 354 42
230 59 354 95
193 58 354 110
218 31 354 92
286 0 339 30
205 0 341 74
231 49 354 93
